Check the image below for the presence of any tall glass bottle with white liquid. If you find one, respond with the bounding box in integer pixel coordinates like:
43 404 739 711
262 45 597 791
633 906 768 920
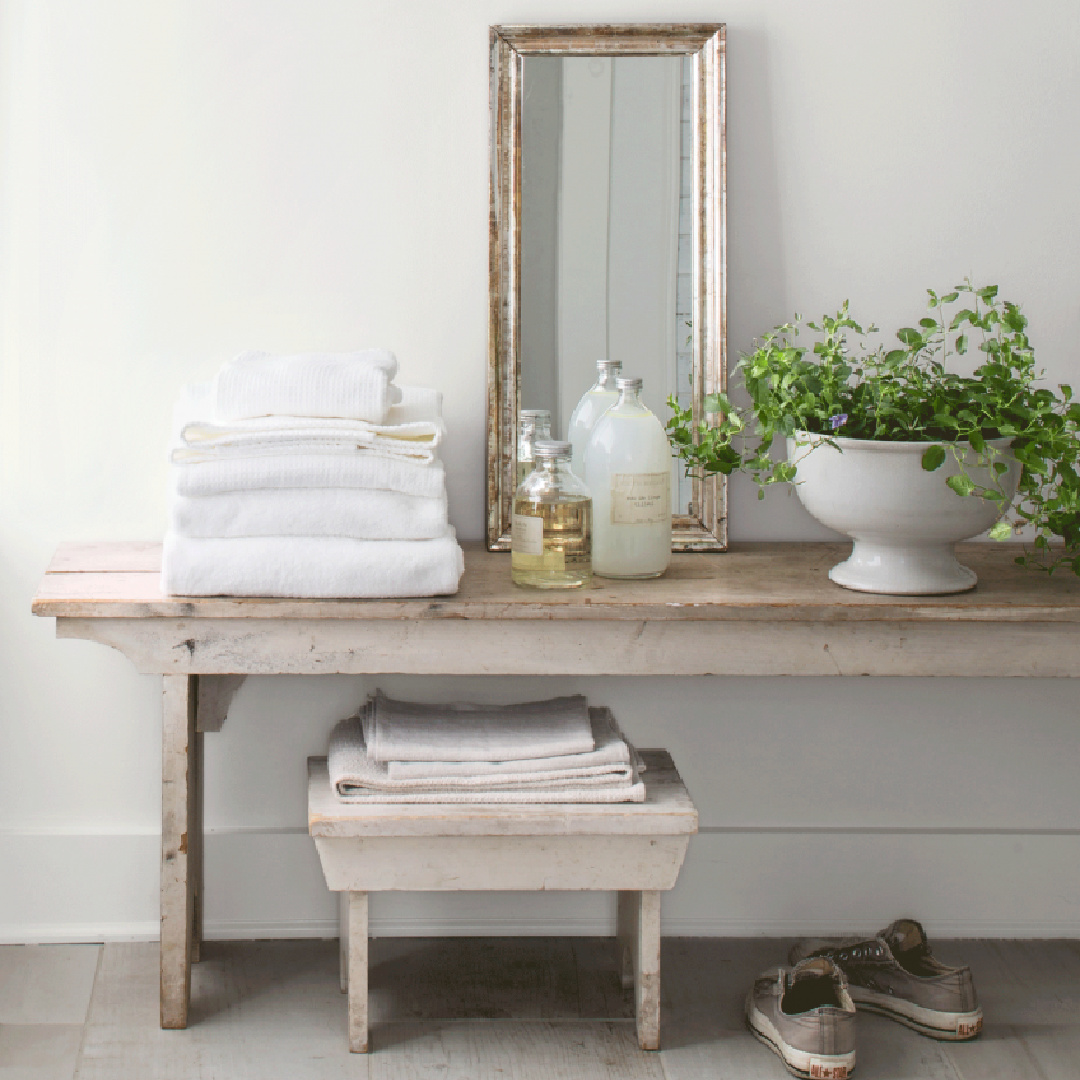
511 440 592 589
566 360 622 478
584 377 672 579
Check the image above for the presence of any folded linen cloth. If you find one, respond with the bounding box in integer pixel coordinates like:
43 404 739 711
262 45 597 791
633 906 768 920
172 453 446 499
329 711 645 804
364 690 594 763
161 532 464 597
169 486 449 540
213 348 401 423
386 707 634 782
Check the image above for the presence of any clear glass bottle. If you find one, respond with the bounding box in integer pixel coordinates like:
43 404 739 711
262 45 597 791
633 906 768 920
583 377 672 579
517 409 552 487
566 360 622 478
511 440 593 589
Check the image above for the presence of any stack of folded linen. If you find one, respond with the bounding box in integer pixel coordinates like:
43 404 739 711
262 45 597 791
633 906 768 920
162 349 465 597
327 691 646 804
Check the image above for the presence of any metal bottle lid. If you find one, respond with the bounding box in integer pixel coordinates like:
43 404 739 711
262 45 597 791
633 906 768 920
533 439 572 459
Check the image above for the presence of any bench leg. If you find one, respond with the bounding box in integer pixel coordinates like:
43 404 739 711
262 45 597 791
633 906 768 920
191 730 204 964
347 891 369 1053
617 889 662 1051
160 675 198 1029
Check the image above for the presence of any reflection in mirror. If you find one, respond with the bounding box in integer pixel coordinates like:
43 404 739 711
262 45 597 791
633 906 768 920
520 55 694 513
488 25 726 551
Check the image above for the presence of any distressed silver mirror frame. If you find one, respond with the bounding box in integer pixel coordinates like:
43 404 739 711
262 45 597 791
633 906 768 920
487 23 727 551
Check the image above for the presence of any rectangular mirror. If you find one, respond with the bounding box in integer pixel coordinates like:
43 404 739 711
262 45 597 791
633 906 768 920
487 24 727 550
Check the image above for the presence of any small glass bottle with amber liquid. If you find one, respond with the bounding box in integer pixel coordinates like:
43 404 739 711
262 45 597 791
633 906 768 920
516 409 552 487
511 440 593 589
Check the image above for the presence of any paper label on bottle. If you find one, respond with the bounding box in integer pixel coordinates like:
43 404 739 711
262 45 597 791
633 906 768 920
511 513 544 556
610 472 670 525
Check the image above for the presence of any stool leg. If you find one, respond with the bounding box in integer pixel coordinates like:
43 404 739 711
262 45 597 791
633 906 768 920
616 890 637 990
338 891 349 993
619 890 661 1051
347 891 369 1053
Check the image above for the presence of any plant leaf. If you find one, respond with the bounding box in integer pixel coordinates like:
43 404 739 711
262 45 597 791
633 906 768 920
921 445 946 471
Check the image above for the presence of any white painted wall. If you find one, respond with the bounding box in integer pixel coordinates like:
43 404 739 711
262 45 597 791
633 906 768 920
2 0 1079 943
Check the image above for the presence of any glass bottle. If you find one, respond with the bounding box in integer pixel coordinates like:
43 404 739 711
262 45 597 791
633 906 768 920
516 409 552 487
511 440 593 589
583 377 672 579
566 360 622 478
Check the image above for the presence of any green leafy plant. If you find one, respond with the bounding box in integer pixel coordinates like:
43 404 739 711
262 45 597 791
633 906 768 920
667 282 1080 574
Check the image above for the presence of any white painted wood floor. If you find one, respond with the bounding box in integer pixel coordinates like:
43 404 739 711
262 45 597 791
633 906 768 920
1 937 1077 1079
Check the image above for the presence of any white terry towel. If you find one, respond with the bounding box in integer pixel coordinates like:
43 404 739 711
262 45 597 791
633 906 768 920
173 385 444 465
329 712 645 804
169 486 449 541
364 690 595 763
213 348 401 423
173 453 446 499
384 707 638 783
161 531 464 597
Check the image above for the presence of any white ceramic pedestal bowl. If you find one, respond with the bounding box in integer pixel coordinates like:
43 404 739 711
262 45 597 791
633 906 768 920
787 433 1020 595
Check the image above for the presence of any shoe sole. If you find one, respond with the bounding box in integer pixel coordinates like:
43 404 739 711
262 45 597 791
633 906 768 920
847 985 983 1040
745 994 856 1079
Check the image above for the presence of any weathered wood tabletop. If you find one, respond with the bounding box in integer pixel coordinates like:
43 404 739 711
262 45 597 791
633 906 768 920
30 538 1080 1033
33 539 1080 677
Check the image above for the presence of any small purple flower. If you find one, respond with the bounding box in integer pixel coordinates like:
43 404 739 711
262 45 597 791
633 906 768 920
829 413 848 430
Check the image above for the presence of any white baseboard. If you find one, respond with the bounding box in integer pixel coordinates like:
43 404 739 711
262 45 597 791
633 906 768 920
5 828 1080 944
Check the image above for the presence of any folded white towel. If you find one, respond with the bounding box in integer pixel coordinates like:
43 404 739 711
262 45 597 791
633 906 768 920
385 707 634 780
172 453 446 499
364 690 595 763
329 713 645 803
169 486 449 540
173 385 444 465
213 348 401 423
161 532 464 597
172 426 441 465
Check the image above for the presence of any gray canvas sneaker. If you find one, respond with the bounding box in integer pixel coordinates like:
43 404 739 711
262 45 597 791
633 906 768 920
789 918 982 1040
746 956 857 1079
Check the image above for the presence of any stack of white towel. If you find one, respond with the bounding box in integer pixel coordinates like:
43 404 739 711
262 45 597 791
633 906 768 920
162 349 465 597
327 691 646 804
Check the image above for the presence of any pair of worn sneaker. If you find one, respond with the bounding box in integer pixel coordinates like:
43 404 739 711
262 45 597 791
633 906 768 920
746 918 982 1079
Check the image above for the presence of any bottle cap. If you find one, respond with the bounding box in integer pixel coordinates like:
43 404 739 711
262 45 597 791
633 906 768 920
520 408 552 420
598 359 622 370
533 439 572 459
617 377 643 391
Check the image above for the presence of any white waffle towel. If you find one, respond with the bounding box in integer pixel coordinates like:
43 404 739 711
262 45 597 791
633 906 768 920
213 348 401 423
173 385 444 465
364 690 595 763
161 531 464 597
172 454 446 499
169 487 449 540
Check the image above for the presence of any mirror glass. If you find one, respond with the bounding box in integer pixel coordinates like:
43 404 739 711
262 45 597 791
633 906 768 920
519 55 693 513
487 25 726 551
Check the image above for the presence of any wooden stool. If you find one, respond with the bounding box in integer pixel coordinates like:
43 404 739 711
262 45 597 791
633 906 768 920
307 749 697 1053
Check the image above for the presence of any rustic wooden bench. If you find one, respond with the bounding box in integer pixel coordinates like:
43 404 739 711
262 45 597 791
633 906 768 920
31 540 1080 1032
307 749 698 1052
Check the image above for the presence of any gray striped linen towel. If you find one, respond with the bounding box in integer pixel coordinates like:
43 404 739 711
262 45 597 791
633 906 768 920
364 690 595 763
328 708 645 804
